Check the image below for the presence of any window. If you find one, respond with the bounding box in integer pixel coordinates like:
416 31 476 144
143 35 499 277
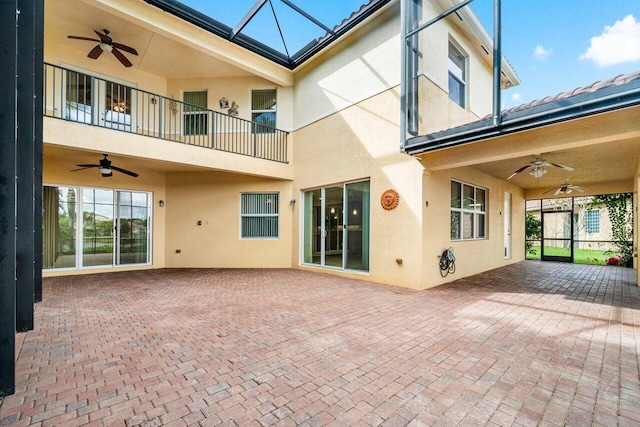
183 90 208 135
241 193 279 238
251 89 277 134
448 42 466 108
451 180 486 240
585 209 600 234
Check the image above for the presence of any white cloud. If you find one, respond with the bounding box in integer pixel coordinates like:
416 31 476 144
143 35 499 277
533 45 551 60
580 14 640 67
512 93 523 102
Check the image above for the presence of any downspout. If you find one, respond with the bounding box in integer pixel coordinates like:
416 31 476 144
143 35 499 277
492 0 502 127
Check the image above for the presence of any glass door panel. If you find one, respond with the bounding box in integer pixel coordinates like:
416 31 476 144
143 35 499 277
43 186 77 269
82 189 114 267
117 191 150 265
105 82 132 131
303 189 322 266
324 186 344 268
345 181 370 271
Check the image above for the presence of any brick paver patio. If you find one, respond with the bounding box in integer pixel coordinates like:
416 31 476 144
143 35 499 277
0 262 638 426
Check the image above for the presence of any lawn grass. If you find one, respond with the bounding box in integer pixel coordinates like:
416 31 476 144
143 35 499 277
525 246 612 265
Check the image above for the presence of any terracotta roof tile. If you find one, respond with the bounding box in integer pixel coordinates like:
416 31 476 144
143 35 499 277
498 69 640 116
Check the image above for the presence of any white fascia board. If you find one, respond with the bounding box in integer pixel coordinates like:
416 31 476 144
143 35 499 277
438 0 520 87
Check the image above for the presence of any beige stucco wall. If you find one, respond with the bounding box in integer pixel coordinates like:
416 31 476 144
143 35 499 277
288 1 514 289
167 77 294 132
418 1 495 123
422 166 525 287
164 172 293 268
291 87 425 288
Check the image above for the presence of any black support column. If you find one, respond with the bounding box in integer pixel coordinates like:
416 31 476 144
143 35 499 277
0 0 19 398
0 0 43 398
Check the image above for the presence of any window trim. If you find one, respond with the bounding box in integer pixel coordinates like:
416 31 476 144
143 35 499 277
447 40 467 109
240 192 279 239
450 179 487 241
183 90 208 136
250 88 277 134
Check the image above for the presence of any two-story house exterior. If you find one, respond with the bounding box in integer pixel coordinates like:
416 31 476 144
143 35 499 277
40 0 530 290
2 0 639 398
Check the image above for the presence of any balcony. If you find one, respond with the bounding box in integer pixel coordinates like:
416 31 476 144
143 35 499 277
43 63 289 163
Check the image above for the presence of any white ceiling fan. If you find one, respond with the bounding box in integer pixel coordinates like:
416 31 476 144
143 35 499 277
508 154 574 180
543 179 587 196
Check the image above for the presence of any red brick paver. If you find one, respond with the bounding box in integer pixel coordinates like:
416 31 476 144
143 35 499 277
0 262 638 426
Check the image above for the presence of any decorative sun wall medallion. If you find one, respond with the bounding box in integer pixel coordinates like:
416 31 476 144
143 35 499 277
381 189 399 210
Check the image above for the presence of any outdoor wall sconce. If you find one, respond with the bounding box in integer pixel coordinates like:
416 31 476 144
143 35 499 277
289 199 296 206
158 200 164 207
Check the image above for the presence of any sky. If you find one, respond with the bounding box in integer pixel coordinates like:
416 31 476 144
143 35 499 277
180 0 640 107
469 0 640 107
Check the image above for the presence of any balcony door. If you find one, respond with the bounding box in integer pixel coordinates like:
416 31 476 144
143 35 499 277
302 180 369 272
64 69 135 131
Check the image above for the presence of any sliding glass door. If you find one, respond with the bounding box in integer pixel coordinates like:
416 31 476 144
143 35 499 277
117 191 150 265
43 185 151 271
302 180 369 272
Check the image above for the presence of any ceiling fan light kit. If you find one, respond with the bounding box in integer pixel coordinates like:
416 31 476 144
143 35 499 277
68 29 138 67
508 155 574 181
71 154 139 178
529 166 547 179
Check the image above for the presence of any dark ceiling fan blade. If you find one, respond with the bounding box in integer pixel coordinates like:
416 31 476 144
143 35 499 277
112 42 138 56
94 29 111 43
507 164 531 180
68 35 101 42
112 48 133 67
548 162 574 172
71 165 99 172
542 187 556 194
87 45 103 59
111 165 139 177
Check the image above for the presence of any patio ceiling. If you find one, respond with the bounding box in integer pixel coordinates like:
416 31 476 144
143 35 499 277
417 102 640 198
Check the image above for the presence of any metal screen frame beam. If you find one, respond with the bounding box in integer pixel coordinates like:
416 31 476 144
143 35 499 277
16 0 43 332
230 0 269 41
0 0 18 398
401 0 504 148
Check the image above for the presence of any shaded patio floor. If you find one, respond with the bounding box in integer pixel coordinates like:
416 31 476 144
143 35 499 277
1 262 639 426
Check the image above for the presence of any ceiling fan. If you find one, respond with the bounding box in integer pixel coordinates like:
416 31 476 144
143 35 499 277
71 154 139 178
507 154 574 180
543 180 587 196
68 29 138 67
